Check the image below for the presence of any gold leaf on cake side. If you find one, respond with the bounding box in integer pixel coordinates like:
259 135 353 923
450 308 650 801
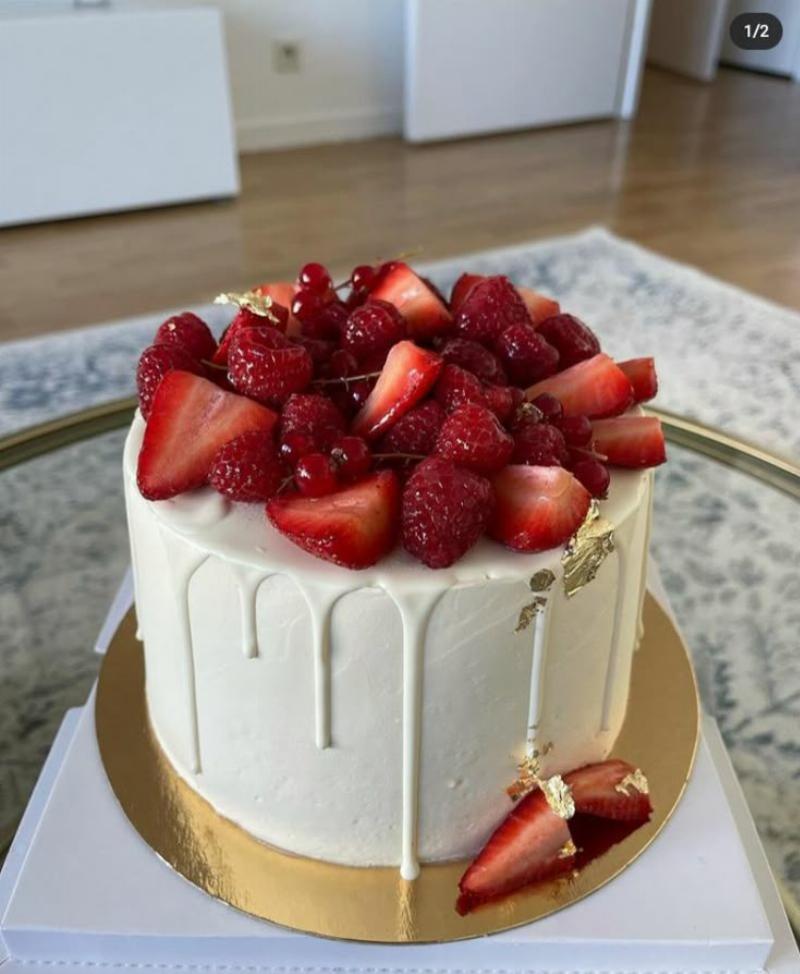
515 596 547 632
529 569 556 592
615 768 650 796
214 290 280 322
507 749 575 820
562 500 615 598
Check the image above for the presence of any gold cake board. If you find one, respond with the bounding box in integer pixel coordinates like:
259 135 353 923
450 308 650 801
95 594 699 944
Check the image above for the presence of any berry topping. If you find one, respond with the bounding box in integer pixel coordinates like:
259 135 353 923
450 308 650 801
435 403 513 475
295 336 335 369
557 414 593 447
209 430 285 502
484 384 524 424
565 759 653 822
434 363 487 413
279 393 346 452
297 262 333 295
352 340 443 440
537 313 601 368
494 323 559 386
455 275 532 345
137 372 277 500
527 354 634 418
450 272 484 311
401 457 493 568
457 787 574 915
342 299 407 364
155 312 217 362
529 392 563 422
570 457 610 498
294 452 339 497
228 325 313 406
379 399 445 456
440 337 508 385
512 422 569 466
489 465 591 552
266 470 400 569
515 286 560 326
212 308 266 367
136 343 204 420
253 281 297 328
618 357 658 404
330 435 372 481
590 416 667 468
370 262 452 339
279 430 316 466
350 263 377 297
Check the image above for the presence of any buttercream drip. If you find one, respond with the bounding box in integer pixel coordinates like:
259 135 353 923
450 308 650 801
230 565 265 659
123 480 145 642
153 491 230 532
635 471 655 650
600 540 627 733
296 582 340 750
526 596 553 753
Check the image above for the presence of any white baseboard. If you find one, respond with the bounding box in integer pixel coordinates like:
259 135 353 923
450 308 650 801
236 107 402 152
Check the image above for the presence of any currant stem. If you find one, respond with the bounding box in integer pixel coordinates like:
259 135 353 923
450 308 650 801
312 371 382 386
373 452 426 461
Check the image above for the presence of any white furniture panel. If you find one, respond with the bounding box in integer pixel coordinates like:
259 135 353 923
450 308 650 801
0 2 239 226
720 0 800 79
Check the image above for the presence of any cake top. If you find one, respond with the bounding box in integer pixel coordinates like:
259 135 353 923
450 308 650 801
134 260 665 570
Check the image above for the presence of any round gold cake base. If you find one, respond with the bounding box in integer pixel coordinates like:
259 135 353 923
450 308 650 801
95 593 699 944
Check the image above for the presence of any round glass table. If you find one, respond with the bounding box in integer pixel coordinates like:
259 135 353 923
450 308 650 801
1 402 798 933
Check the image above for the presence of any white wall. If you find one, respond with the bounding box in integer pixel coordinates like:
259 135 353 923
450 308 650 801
215 0 404 151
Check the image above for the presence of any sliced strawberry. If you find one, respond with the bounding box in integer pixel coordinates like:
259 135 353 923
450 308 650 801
450 273 484 312
565 759 652 822
516 286 560 326
526 354 634 419
351 340 443 440
255 280 299 333
591 416 666 468
457 789 574 914
489 465 590 553
137 372 278 500
618 357 658 404
266 470 400 569
370 262 453 339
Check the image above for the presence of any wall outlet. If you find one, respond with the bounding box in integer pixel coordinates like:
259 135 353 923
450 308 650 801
273 39 301 74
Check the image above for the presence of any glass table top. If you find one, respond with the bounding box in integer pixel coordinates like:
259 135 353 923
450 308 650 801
1 402 798 927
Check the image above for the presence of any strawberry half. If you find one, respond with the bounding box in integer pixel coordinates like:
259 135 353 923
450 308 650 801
516 286 560 326
352 340 443 440
565 759 653 822
526 353 634 418
489 465 591 553
591 416 666 468
457 789 574 914
266 470 400 569
137 372 278 500
450 273 484 312
618 357 658 404
370 262 453 339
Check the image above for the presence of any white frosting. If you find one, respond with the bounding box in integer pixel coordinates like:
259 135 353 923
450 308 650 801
123 414 652 877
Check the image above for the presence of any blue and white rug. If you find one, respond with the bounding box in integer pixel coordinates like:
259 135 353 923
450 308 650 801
1 227 798 903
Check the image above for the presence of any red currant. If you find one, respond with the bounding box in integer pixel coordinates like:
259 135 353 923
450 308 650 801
571 457 610 498
557 414 593 447
350 264 377 293
297 262 333 295
330 436 372 481
280 431 315 466
530 393 563 422
292 288 325 323
295 452 339 497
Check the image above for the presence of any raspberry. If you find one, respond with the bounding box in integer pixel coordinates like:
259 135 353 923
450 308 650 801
228 325 313 406
571 457 610 498
155 312 217 361
209 431 285 502
435 364 487 413
455 276 532 345
512 423 568 466
280 393 346 451
293 292 348 340
537 314 601 369
557 414 593 447
494 323 559 386
380 400 445 456
136 343 203 419
294 336 335 370
483 384 524 424
440 338 508 385
342 300 407 364
401 457 493 568
435 403 513 475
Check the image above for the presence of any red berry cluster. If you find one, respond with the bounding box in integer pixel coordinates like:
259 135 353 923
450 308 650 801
135 261 665 570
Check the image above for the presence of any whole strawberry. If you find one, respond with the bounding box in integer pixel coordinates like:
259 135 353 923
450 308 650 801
228 325 313 406
155 312 217 361
136 343 203 419
209 430 285 502
455 276 532 345
435 403 513 475
401 457 493 568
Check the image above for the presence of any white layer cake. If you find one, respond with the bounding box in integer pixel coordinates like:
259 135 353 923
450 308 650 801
124 413 652 879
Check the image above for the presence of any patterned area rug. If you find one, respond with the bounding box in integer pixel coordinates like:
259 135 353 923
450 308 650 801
1 227 798 902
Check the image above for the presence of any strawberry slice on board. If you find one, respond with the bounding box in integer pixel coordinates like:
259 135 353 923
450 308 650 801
526 353 634 419
618 357 658 404
565 759 653 823
450 273 484 312
489 464 591 553
591 416 666 468
137 372 278 501
457 789 575 915
516 286 560 326
370 262 453 340
351 340 443 440
266 470 400 569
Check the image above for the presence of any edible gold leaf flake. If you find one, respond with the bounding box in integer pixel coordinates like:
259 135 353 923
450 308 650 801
214 290 278 321
558 838 577 859
540 774 575 820
615 768 650 796
529 569 555 593
561 500 615 598
515 596 547 632
507 753 541 801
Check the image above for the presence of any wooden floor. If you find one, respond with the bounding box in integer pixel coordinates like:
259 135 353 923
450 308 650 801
3 66 800 342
